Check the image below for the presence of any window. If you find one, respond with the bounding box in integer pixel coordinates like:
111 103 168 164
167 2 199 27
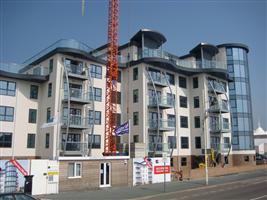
48 83 52 97
0 132 12 148
223 118 229 129
167 114 175 127
133 89 138 103
193 77 198 88
133 112 138 125
195 137 201 149
194 116 201 128
112 113 121 126
28 109 37 123
244 156 249 162
0 80 16 96
133 135 139 143
94 87 102 102
133 67 138 80
30 85 38 99
224 137 230 145
111 91 121 104
0 106 14 122
181 157 187 166
49 59 53 73
179 96 187 108
47 107 51 123
90 64 102 79
180 116 188 128
118 71 121 83
166 73 175 85
181 137 189 149
194 96 200 108
45 133 50 148
168 136 176 148
89 110 101 125
68 162 81 178
88 135 101 148
27 134 35 148
179 76 187 88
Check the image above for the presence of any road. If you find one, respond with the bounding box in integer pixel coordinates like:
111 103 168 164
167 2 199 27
130 176 267 200
39 169 267 200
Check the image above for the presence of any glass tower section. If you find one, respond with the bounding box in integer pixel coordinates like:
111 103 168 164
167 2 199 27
226 47 254 150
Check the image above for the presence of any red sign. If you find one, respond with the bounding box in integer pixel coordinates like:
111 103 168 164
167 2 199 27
154 166 170 174
10 159 28 176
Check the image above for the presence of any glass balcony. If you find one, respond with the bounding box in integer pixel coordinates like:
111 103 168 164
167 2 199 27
64 88 91 103
65 63 87 79
211 143 231 152
208 80 226 94
148 72 168 87
210 122 230 133
148 119 175 131
62 115 90 129
148 95 174 108
148 143 170 153
209 101 229 113
61 141 87 155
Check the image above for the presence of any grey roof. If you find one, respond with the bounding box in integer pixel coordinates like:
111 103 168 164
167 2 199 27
130 29 167 46
0 70 48 83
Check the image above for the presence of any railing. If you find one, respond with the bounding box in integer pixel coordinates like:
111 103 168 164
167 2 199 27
148 143 169 152
208 80 226 93
148 95 174 107
210 122 230 132
65 63 85 75
148 119 175 129
64 88 91 102
62 115 90 128
148 72 167 85
62 141 87 152
211 143 231 152
209 101 229 112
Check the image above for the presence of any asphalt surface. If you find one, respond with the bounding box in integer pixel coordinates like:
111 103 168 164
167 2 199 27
38 169 267 200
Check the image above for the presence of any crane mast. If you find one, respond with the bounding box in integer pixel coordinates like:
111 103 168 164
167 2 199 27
103 0 119 156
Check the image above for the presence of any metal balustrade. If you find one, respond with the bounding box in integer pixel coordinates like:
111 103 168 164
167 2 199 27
148 95 174 108
148 119 175 130
64 88 91 103
209 100 229 113
62 115 90 129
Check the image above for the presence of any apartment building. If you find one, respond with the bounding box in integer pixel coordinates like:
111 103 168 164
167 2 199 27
0 29 255 191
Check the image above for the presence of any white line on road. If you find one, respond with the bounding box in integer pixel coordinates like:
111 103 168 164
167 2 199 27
249 194 267 200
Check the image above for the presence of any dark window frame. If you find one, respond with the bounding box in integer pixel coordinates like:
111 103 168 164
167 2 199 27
179 76 187 88
45 133 50 148
89 110 101 125
181 137 189 149
193 77 198 88
133 89 138 103
179 96 188 108
90 64 102 79
181 157 187 166
0 106 14 122
30 85 39 99
180 116 188 128
27 133 36 148
28 109 37 123
48 83 52 97
194 116 201 128
88 134 101 149
194 96 200 108
0 80 16 96
133 67 138 81
133 112 139 125
49 59 54 73
0 132 12 148
195 137 201 149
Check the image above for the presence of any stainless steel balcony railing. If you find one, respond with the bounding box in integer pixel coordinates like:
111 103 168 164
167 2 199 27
148 96 174 108
148 72 168 86
211 143 231 152
148 143 169 152
64 88 91 102
65 63 85 76
210 122 230 133
62 115 90 128
61 141 87 152
208 81 226 93
148 119 175 129
209 101 229 113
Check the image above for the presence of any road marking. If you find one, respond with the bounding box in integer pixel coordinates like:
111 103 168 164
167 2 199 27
249 194 267 200
128 176 267 200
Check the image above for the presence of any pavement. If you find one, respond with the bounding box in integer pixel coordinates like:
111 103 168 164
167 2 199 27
37 168 267 200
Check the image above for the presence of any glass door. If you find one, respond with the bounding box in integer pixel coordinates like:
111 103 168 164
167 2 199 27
100 163 111 187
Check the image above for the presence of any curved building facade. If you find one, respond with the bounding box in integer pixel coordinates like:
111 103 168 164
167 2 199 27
221 44 254 150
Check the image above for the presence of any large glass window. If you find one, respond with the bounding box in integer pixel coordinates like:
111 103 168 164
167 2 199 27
194 96 200 108
167 114 175 127
168 136 176 148
194 116 201 128
89 111 101 125
179 96 187 108
94 87 102 102
181 137 189 149
27 133 36 148
133 89 138 103
90 64 102 79
30 85 38 99
28 109 37 123
180 116 188 128
193 77 198 88
0 80 16 96
195 137 201 149
68 162 81 178
88 135 101 148
133 112 139 125
0 106 14 122
166 73 175 85
133 67 138 80
0 132 12 147
179 76 187 88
